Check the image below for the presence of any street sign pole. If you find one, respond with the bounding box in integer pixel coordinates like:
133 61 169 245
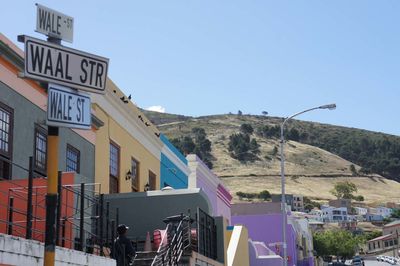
44 36 60 266
18 6 108 265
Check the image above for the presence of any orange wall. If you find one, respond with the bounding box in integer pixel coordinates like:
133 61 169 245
0 173 75 248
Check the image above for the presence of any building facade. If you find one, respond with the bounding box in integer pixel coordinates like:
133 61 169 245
159 134 189 189
91 79 163 194
231 202 315 266
0 33 96 182
187 154 232 224
321 206 348 222
367 220 400 254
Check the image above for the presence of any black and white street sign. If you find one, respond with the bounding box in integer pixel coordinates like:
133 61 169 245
36 4 74 43
21 35 108 94
47 84 91 129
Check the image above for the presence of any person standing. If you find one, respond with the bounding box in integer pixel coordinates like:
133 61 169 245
111 224 135 266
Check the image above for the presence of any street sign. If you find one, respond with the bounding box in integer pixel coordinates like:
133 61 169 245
21 35 108 94
36 4 74 43
47 83 91 129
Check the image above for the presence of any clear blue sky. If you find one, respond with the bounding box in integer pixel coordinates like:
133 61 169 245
2 1 400 136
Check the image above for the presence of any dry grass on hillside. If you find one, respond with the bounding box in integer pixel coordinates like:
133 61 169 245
159 115 400 205
221 175 400 205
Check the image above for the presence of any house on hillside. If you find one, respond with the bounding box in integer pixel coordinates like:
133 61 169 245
329 199 352 214
367 220 400 254
321 206 348 222
271 194 305 212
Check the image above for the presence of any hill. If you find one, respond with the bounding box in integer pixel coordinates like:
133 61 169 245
142 110 400 204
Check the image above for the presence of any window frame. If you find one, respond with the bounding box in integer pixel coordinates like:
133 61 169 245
148 170 156 191
0 102 13 159
131 157 139 192
109 140 120 193
0 102 13 180
66 144 80 174
33 125 47 175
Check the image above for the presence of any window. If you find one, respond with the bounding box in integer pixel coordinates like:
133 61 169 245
131 158 139 192
0 103 13 179
109 141 120 193
148 170 156 191
66 145 80 173
34 125 47 175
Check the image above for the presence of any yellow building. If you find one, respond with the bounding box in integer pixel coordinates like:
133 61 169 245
92 79 163 194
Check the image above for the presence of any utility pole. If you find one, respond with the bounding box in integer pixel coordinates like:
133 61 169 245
44 36 61 266
44 125 59 265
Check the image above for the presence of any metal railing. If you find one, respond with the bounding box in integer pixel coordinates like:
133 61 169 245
151 215 192 266
0 156 120 258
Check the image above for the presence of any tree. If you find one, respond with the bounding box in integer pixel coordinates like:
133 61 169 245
287 128 300 141
350 164 357 176
237 110 243 116
228 133 259 162
240 124 254 135
353 195 364 202
313 230 364 261
249 139 260 154
364 231 382 241
391 209 400 218
330 181 358 199
262 111 268 116
271 146 278 156
258 190 271 201
171 128 214 168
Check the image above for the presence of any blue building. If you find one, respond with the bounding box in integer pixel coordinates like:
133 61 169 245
160 134 190 189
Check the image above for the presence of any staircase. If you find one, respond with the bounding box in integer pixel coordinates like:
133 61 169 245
132 214 192 266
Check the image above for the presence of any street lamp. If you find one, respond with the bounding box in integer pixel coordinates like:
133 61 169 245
280 103 336 266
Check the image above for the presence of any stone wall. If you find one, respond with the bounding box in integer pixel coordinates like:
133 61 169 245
0 234 115 266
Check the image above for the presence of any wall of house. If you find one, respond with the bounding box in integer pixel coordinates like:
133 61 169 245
0 233 115 266
160 134 189 189
232 213 298 265
93 103 161 193
187 154 232 223
248 240 283 266
0 44 95 181
226 225 250 266
103 188 212 239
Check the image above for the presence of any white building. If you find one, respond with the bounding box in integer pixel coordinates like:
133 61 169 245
308 209 323 222
293 194 305 212
354 207 368 216
376 206 393 218
321 206 348 222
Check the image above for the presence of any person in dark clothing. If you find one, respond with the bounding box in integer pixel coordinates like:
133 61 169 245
111 224 135 266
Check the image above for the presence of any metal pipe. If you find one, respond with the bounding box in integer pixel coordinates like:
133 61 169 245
79 183 85 251
99 194 104 256
7 197 14 235
56 171 62 245
61 217 66 247
106 201 110 247
26 157 34 239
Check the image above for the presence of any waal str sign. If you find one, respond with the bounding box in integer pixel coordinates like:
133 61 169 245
20 35 108 94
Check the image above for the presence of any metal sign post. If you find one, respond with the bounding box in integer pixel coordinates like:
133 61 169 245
17 4 109 266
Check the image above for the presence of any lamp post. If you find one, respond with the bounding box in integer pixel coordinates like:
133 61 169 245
280 103 336 266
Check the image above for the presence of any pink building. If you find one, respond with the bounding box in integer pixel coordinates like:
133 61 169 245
187 154 232 224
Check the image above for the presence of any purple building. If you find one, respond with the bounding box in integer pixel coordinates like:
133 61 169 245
232 202 314 266
187 154 232 224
